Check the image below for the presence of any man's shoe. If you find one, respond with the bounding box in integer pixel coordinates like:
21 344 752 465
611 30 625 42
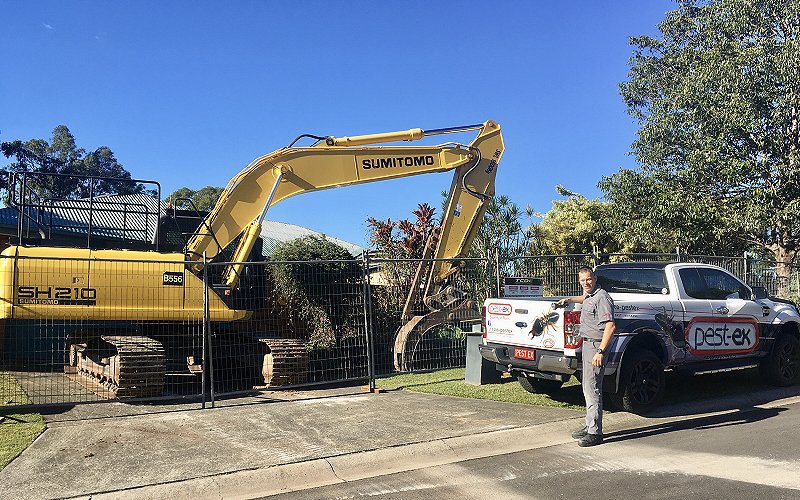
571 427 588 439
578 433 603 447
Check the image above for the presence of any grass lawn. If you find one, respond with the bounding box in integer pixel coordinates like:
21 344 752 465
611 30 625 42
377 366 780 412
377 368 585 410
0 373 46 470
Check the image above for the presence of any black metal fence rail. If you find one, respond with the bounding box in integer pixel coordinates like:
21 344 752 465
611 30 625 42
2 252 799 410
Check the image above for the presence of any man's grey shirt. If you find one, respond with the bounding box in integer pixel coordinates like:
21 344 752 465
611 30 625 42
580 287 614 340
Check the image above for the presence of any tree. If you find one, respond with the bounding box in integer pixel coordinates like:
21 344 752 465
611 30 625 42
367 203 437 259
2 125 143 200
517 187 625 296
366 195 537 304
601 0 800 287
166 186 224 212
452 194 534 294
269 235 362 348
366 203 438 312
532 186 626 255
468 194 533 260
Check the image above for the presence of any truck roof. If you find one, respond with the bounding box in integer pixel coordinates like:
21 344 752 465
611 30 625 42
595 262 671 270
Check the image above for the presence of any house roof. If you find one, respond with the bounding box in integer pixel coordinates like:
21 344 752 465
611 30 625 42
259 219 363 257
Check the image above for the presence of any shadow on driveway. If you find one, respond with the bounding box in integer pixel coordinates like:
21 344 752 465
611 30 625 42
604 405 788 444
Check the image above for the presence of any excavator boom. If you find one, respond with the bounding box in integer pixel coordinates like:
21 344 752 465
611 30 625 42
186 121 504 279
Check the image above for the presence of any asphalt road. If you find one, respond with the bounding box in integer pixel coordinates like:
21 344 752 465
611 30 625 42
274 400 800 500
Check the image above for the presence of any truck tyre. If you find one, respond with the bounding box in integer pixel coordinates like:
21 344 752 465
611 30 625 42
517 375 563 395
760 332 800 387
609 349 665 414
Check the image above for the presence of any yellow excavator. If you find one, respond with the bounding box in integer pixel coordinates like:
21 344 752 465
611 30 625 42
0 120 504 398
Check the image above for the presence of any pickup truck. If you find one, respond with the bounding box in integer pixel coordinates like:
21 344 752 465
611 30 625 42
479 262 800 413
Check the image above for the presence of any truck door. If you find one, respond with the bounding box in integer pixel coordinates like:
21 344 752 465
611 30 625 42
676 267 714 362
697 267 761 358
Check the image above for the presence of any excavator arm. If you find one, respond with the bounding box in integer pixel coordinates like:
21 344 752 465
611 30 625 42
185 120 504 288
185 120 504 372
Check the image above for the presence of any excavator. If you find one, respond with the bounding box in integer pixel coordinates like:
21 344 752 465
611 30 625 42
0 120 504 398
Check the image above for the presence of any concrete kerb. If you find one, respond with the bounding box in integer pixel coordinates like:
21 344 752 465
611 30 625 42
327 419 580 482
87 458 342 500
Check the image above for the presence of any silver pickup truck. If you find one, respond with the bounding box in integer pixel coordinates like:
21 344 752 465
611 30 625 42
480 262 800 413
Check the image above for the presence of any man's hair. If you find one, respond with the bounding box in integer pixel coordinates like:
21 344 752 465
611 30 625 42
578 266 594 276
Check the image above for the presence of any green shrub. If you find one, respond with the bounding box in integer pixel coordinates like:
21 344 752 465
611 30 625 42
269 236 362 348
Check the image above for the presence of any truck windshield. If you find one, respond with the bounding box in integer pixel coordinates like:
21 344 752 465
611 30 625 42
595 268 668 294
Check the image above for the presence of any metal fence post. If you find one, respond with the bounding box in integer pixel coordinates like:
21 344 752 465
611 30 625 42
743 250 749 281
494 248 501 297
361 253 376 391
203 252 215 408
87 179 95 248
201 253 207 409
484 250 492 301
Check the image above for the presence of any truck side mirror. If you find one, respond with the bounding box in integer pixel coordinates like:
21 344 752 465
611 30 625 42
751 286 768 300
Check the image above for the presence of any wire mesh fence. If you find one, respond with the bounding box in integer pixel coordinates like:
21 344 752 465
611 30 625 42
744 258 800 300
204 259 370 398
503 253 754 297
2 251 800 410
0 255 205 407
502 254 596 296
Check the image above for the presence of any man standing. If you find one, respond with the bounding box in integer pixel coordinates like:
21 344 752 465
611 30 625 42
556 266 616 447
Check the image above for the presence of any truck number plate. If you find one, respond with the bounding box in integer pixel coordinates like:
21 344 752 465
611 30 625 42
513 348 536 361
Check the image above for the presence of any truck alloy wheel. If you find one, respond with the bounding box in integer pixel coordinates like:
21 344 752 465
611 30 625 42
610 349 665 414
761 333 800 386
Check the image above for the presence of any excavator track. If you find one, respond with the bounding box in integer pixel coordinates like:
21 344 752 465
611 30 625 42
67 335 166 399
259 339 308 386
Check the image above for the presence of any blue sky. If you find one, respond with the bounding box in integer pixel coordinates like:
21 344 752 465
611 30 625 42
1 1 674 247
